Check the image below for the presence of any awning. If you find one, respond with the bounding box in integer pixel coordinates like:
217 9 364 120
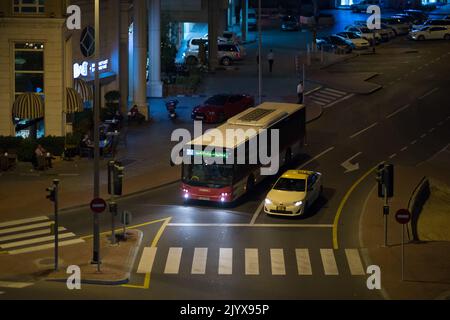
65 87 84 114
74 78 93 102
12 93 44 120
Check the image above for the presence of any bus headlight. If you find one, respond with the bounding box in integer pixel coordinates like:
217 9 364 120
265 198 272 205
295 201 303 207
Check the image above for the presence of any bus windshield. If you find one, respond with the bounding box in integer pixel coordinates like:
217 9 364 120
183 164 234 188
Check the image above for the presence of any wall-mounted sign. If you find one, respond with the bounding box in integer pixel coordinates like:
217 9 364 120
73 59 109 79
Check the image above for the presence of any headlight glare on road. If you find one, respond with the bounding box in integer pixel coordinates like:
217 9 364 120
265 198 272 205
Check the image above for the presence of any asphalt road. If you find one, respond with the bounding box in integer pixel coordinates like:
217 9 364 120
2 29 450 300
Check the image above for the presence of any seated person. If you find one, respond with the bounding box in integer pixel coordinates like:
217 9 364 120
128 105 145 124
81 134 95 149
35 144 55 169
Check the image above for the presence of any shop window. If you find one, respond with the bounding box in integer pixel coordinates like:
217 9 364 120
14 42 45 96
13 0 45 14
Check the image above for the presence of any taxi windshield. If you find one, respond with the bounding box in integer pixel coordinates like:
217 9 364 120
274 178 306 192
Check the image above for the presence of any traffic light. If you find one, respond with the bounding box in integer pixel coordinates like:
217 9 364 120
113 162 124 196
108 161 115 195
377 164 394 198
46 185 56 202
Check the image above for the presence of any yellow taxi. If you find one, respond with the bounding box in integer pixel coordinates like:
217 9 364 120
264 170 323 216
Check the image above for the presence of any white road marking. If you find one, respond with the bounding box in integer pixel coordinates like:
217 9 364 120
341 152 362 173
418 87 439 100
323 88 346 95
298 147 335 169
250 202 264 225
401 146 408 152
296 249 312 275
219 248 233 275
164 247 183 274
310 95 332 103
0 216 49 228
350 122 378 139
386 104 410 119
411 140 417 145
245 248 259 275
437 121 444 126
0 232 76 249
0 227 66 242
168 223 333 228
0 221 53 236
323 94 355 109
317 90 344 98
320 249 339 275
389 153 397 159
191 248 208 275
420 133 427 139
137 247 157 274
9 239 84 255
0 281 33 289
270 249 286 275
308 99 327 106
345 249 365 276
416 144 449 167
429 127 435 133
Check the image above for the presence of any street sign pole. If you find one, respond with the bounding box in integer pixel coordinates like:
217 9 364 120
402 223 405 281
395 209 411 282
53 179 59 271
92 0 101 271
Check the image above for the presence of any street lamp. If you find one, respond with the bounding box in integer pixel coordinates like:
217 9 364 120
257 0 262 105
92 0 101 270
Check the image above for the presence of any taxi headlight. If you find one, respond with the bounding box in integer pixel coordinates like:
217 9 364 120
294 201 303 207
265 198 272 205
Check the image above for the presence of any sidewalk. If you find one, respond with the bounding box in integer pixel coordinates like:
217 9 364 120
360 151 450 299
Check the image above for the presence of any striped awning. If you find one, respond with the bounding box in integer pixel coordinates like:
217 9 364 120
65 88 84 114
74 78 93 102
12 93 44 120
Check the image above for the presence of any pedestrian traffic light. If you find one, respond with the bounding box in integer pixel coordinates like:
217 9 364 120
46 185 56 202
113 163 124 196
376 164 385 198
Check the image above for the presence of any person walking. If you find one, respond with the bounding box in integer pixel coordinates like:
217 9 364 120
267 49 275 73
297 81 304 104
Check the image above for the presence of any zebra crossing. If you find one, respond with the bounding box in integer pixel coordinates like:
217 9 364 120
135 247 367 277
306 87 351 108
0 216 84 255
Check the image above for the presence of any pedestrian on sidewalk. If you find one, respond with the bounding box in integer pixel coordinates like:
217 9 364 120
267 49 275 73
297 81 304 104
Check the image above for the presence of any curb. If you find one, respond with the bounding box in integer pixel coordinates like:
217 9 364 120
46 230 143 286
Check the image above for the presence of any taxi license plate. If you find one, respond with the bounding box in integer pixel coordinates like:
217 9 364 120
277 206 286 211
199 197 210 201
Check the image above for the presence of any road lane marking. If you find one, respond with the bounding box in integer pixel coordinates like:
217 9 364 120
191 248 208 275
0 216 49 228
438 121 444 126
0 281 34 289
341 152 362 173
320 249 339 275
401 146 408 152
168 223 333 228
270 249 286 275
0 227 66 242
323 94 355 109
0 232 76 249
296 249 312 275
411 140 417 145
250 202 264 225
349 122 378 139
317 90 344 98
137 247 157 274
245 248 259 275
164 247 183 274
298 147 335 169
418 87 439 100
122 217 172 290
429 127 435 133
333 163 382 249
345 249 365 276
420 133 427 139
219 248 233 275
323 88 346 95
386 104 410 119
389 153 397 159
9 239 85 255
0 221 53 235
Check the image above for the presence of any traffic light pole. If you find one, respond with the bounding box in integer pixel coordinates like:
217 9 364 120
383 184 388 247
53 179 59 271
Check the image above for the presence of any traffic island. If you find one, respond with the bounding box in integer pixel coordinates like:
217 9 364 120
360 166 450 299
47 229 142 285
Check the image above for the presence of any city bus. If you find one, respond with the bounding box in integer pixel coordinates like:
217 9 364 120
181 102 306 203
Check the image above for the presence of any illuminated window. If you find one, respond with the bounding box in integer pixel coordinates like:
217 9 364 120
13 0 45 14
14 42 45 98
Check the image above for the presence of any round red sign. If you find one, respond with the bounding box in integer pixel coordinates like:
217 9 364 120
395 209 411 224
90 198 107 213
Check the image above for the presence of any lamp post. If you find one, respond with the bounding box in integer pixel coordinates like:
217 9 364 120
92 0 101 270
257 0 262 105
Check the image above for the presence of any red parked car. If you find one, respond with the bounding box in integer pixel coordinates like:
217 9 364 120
191 94 255 123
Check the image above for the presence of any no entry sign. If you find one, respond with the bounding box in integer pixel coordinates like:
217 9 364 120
90 198 107 213
395 209 411 224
